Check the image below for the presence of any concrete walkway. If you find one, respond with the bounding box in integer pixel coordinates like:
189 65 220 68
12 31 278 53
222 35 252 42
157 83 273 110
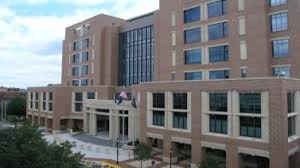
73 133 115 147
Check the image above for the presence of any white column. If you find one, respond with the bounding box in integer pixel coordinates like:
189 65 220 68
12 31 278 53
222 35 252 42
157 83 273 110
201 92 209 134
83 112 88 132
109 110 114 139
227 91 232 136
232 91 239 138
262 92 269 142
89 112 93 135
92 113 97 136
295 91 300 137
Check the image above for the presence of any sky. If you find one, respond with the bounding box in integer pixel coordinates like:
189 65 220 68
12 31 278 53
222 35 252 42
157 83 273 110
0 0 159 89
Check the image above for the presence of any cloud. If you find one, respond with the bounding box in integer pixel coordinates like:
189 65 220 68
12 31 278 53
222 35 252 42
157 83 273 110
0 0 159 88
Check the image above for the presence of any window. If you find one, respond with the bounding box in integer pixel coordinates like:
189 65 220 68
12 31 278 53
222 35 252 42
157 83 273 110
73 41 79 51
48 103 53 111
184 6 201 23
75 103 82 112
241 67 248 78
119 25 154 86
81 79 88 86
209 115 227 134
270 0 287 6
272 39 289 58
173 93 187 110
271 12 288 32
185 72 203 80
184 28 201 44
81 65 88 75
43 92 46 100
49 92 53 101
272 66 290 77
82 38 89 49
288 93 295 113
240 93 261 114
209 93 227 112
43 102 46 111
207 0 227 18
208 22 228 40
72 80 80 86
240 117 261 138
30 92 33 100
153 93 165 108
87 92 95 99
153 111 165 127
35 102 39 110
209 45 229 63
82 52 89 62
288 116 296 137
185 48 202 64
75 92 83 101
72 67 80 77
173 112 187 129
72 54 80 64
209 70 230 80
35 93 39 100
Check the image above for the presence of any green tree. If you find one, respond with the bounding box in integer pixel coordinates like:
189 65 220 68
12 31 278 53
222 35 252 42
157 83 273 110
134 143 153 168
0 122 85 168
7 96 26 118
198 154 226 168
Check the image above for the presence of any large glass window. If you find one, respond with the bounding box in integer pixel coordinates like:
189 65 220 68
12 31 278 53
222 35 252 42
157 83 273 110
272 66 290 77
184 28 201 44
185 48 202 64
209 93 227 112
184 7 201 23
209 115 227 134
173 93 188 110
270 0 287 7
240 93 261 114
272 39 288 58
153 93 165 108
185 72 203 80
240 117 261 138
209 70 230 80
288 93 295 113
119 25 154 86
207 0 227 18
153 110 165 127
288 116 296 137
209 45 229 63
173 112 187 129
208 22 228 40
271 12 288 32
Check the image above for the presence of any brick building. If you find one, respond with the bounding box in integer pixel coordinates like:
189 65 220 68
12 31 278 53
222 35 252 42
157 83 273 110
27 0 300 167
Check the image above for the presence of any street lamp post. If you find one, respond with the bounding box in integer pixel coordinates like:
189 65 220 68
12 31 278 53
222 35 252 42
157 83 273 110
116 138 120 166
169 151 172 168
